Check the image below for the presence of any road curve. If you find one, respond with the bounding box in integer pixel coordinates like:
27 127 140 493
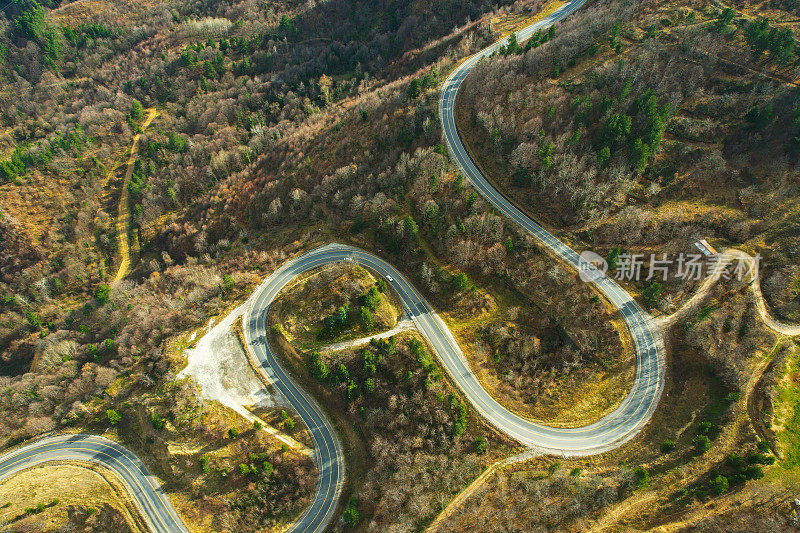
438 0 665 454
244 235 664 458
243 253 346 533
0 433 188 533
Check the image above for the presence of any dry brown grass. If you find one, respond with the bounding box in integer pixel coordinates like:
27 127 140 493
491 0 568 37
0 462 145 532
51 0 170 26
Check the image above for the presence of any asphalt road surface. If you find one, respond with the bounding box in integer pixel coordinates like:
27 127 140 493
0 433 189 533
243 249 346 533
0 1 664 530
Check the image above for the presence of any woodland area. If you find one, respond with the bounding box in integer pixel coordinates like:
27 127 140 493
0 0 799 530
0 0 620 451
458 0 800 319
0 0 516 445
269 277 514 530
0 0 536 529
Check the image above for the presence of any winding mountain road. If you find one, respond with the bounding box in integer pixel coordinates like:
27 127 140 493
0 1 665 531
437 0 665 454
242 251 346 533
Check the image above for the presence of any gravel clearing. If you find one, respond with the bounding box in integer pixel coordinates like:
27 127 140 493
178 304 280 419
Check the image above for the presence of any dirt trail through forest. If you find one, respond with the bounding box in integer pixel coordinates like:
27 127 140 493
113 108 158 283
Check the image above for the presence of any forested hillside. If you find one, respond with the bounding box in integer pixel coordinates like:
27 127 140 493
0 0 546 529
459 0 800 321
0 0 515 429
1 0 800 530
452 0 800 530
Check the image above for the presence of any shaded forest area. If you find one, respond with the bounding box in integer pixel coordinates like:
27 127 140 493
458 0 800 321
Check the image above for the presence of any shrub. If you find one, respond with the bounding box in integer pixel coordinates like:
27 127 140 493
150 412 165 430
336 364 350 382
727 453 745 469
26 310 42 330
345 380 359 401
607 247 621 270
167 132 187 153
361 286 381 310
129 100 144 121
362 349 379 375
661 440 675 453
343 499 360 527
709 474 729 495
200 456 210 473
95 284 110 304
692 435 711 454
633 466 649 488
730 473 747 484
474 436 487 454
642 281 663 306
406 78 422 99
359 306 373 329
744 465 764 480
307 351 329 381
451 272 471 292
746 451 775 465
13 2 46 41
228 427 239 439
453 402 467 436
322 304 351 338
106 409 121 425
725 391 740 404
